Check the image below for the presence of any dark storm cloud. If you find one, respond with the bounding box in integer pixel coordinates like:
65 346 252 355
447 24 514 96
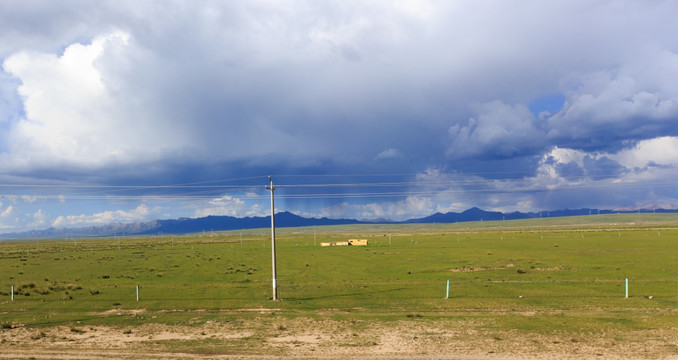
4 1 678 175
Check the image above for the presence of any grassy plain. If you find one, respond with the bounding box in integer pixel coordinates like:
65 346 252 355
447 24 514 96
1 214 678 358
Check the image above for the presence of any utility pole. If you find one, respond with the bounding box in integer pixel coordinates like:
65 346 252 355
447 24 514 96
266 176 278 301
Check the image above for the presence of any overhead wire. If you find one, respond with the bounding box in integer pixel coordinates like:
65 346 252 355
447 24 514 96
0 171 677 202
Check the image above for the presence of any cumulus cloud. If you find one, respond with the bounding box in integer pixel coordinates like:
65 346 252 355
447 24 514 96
319 196 436 221
194 195 265 218
547 60 678 151
611 136 678 169
51 204 154 228
447 101 545 159
537 147 626 181
2 31 196 171
524 139 678 209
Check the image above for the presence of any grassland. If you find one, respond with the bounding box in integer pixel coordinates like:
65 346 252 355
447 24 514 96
1 214 678 359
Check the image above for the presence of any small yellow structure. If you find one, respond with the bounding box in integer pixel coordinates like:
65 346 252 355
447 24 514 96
348 239 368 246
320 241 349 247
321 239 368 247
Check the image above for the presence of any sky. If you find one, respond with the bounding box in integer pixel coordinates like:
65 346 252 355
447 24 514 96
1 0 678 233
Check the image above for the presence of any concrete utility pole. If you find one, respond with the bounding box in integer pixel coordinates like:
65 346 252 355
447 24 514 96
266 176 278 301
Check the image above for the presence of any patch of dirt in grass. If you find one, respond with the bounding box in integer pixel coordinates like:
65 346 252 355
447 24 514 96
451 264 567 273
451 264 516 272
155 307 280 314
99 308 147 316
0 317 676 359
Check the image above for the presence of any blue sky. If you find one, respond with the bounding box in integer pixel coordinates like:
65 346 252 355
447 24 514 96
1 1 678 233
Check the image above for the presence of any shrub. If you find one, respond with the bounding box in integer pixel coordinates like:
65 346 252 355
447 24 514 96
30 332 46 340
70 327 85 334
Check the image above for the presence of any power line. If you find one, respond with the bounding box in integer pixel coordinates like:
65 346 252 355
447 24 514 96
1 178 676 202
1 171 678 203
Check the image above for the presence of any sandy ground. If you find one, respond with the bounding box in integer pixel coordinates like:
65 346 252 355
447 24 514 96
1 315 677 359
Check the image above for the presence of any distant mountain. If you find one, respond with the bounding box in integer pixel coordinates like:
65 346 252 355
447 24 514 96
405 207 528 223
0 212 360 239
140 211 360 235
2 207 677 240
403 207 673 223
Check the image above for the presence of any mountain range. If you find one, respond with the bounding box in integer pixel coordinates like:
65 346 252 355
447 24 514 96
1 207 676 240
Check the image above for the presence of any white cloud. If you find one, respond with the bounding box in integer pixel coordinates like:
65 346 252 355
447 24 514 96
547 147 589 168
29 209 48 228
523 138 678 210
0 205 12 217
447 101 545 159
1 30 194 170
611 136 678 169
3 195 46 206
194 195 265 218
547 61 678 149
375 148 401 160
51 204 153 228
319 196 436 221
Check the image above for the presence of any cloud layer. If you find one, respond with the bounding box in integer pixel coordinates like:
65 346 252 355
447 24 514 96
0 1 677 231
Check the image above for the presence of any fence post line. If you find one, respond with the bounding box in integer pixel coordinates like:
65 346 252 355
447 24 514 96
136 285 139 301
625 278 629 298
10 286 13 301
445 280 450 299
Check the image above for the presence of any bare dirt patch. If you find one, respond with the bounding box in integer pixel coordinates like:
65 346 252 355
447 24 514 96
1 317 677 359
451 264 515 272
451 264 566 273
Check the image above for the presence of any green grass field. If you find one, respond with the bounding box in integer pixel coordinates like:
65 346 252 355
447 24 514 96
2 214 678 357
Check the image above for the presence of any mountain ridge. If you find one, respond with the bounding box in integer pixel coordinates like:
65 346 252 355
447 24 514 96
2 207 677 239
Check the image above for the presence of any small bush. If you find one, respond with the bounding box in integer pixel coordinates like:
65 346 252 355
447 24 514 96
70 327 85 334
30 331 46 340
